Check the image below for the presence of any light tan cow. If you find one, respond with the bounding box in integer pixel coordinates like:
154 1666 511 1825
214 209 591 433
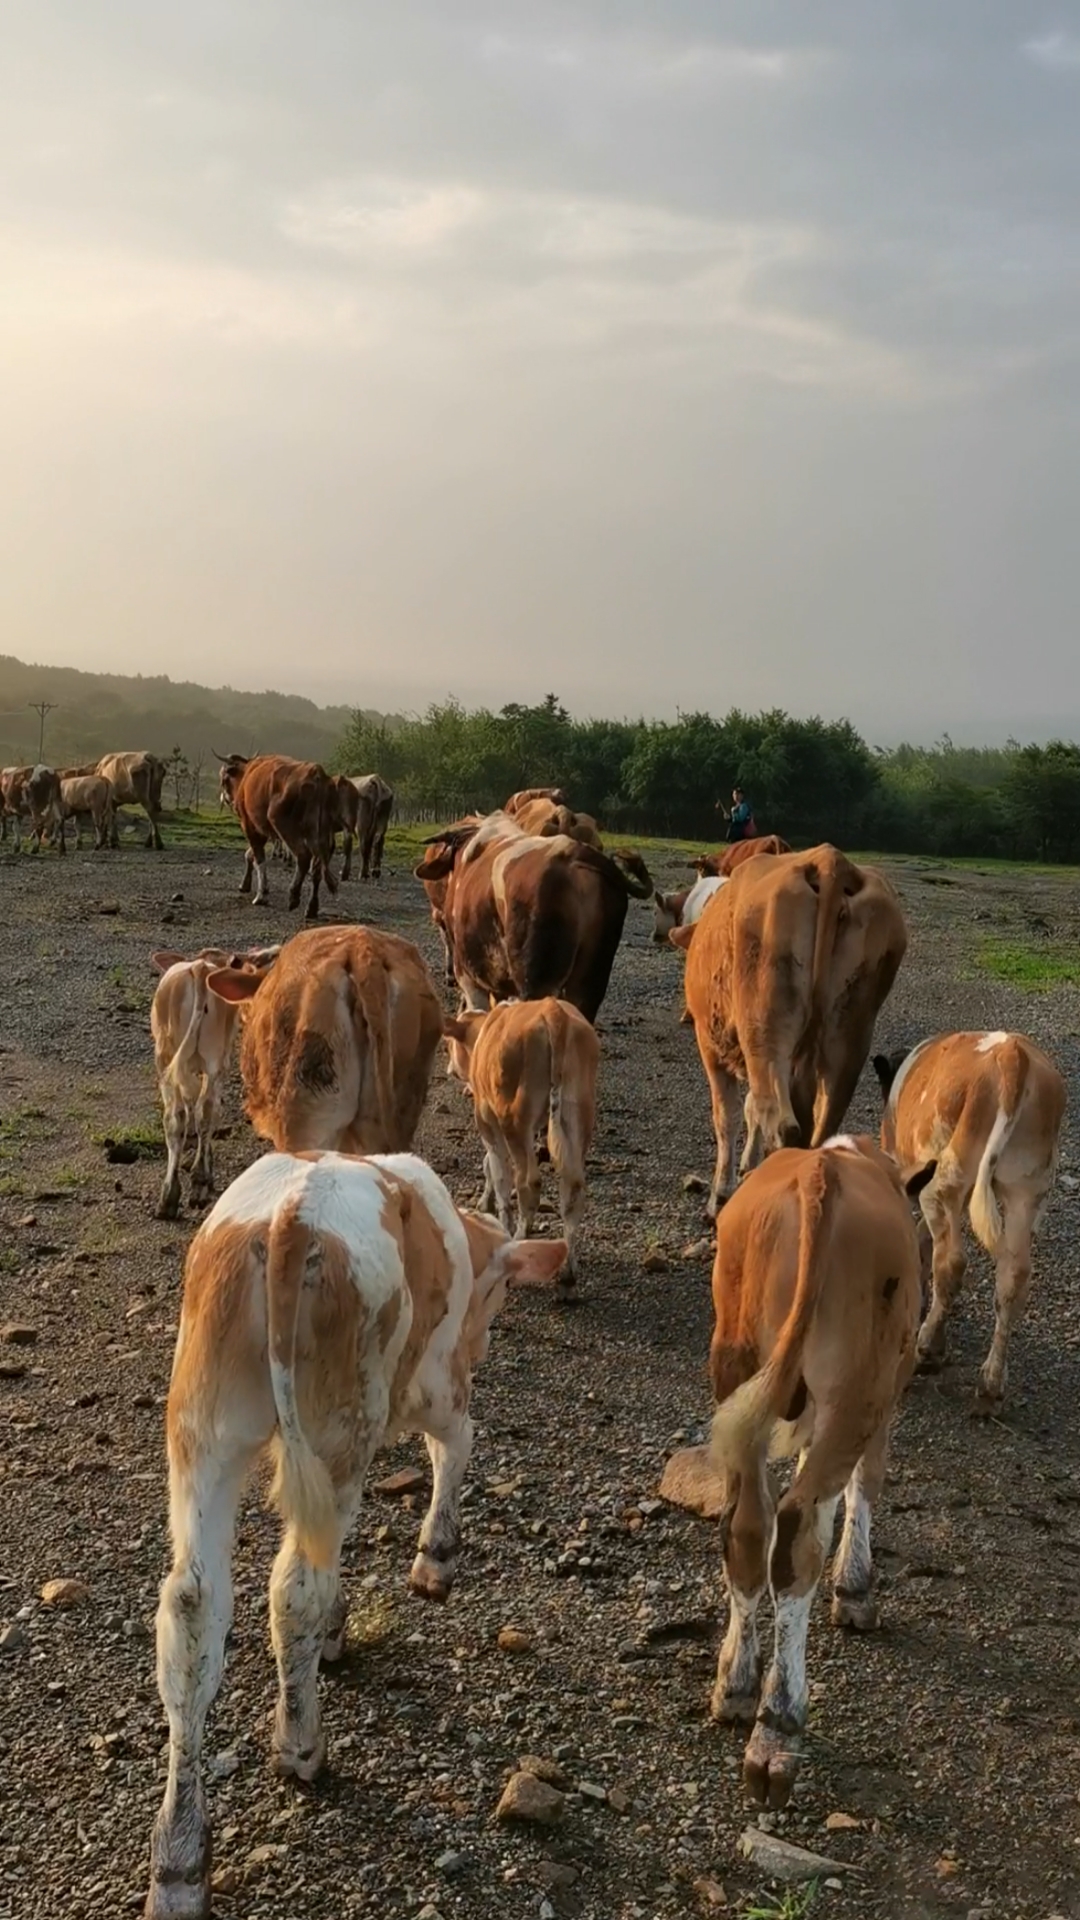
444 996 600 1286
97 750 167 849
0 766 31 845
505 786 569 816
143 1149 566 1920
874 1031 1066 1410
149 946 280 1219
705 1135 933 1808
673 846 907 1215
207 925 443 1154
59 774 115 851
511 798 603 847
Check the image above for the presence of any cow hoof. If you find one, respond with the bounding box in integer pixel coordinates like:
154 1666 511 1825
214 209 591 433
144 1880 210 1920
273 1730 326 1783
972 1377 1005 1418
709 1679 760 1726
743 1720 802 1810
155 1190 181 1222
408 1553 454 1602
831 1587 879 1632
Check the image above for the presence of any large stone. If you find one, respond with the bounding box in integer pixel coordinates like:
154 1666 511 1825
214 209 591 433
659 1445 726 1521
374 1466 426 1497
0 1324 38 1346
40 1578 90 1609
738 1831 851 1883
496 1771 565 1827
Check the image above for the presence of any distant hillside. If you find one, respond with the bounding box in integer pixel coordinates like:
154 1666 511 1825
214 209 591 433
0 655 392 770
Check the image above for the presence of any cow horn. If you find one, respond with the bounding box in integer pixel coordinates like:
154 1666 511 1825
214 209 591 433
210 747 228 762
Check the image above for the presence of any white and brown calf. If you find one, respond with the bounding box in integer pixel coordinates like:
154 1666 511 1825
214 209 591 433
150 947 279 1219
444 996 600 1287
874 1030 1066 1410
651 873 728 943
144 1149 565 1920
704 1136 933 1808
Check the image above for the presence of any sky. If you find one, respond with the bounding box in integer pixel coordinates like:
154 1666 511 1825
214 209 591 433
1 4 1078 742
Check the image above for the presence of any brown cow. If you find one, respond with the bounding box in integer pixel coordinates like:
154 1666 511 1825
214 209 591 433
350 772 394 880
705 1135 933 1807
217 753 338 918
143 1149 566 1920
874 1031 1066 1410
512 798 603 847
505 786 569 816
1 766 32 846
693 835 792 878
415 811 652 1023
207 925 443 1154
25 764 64 854
673 845 907 1215
97 751 167 849
150 945 280 1218
58 774 115 851
444 996 600 1286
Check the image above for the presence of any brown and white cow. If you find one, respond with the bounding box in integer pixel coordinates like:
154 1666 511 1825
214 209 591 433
693 835 792 879
333 772 394 882
143 1148 566 1920
217 753 338 918
704 1135 933 1807
150 946 280 1219
58 774 115 851
511 798 603 848
651 873 728 944
505 785 569 817
673 845 907 1215
207 925 443 1154
415 811 652 1024
444 996 600 1286
0 766 31 844
873 1031 1066 1410
24 764 63 853
97 751 167 849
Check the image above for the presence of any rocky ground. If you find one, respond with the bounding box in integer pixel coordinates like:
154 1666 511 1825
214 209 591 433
1 837 1080 1920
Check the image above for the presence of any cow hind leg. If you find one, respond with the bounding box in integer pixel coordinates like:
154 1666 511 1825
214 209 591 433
916 1184 966 1369
340 831 353 883
698 1040 741 1218
743 1484 840 1808
188 1078 218 1206
287 847 309 913
269 1520 348 1782
711 1456 770 1725
548 1089 588 1285
976 1185 1040 1412
831 1426 890 1630
156 1090 188 1220
409 1410 474 1601
146 1444 250 1920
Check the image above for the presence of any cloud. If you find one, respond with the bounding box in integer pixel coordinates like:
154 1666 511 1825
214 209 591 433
1023 31 1080 70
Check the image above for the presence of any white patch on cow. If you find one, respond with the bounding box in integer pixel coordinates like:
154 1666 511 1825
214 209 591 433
461 812 522 866
683 874 728 924
976 1030 1009 1053
821 1134 858 1153
205 1152 312 1228
885 1036 936 1115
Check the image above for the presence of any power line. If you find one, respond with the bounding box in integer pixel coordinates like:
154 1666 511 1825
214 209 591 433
27 701 59 761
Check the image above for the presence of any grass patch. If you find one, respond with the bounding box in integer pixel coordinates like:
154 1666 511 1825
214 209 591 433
741 1887 818 1920
346 1592 398 1646
0 1173 28 1198
975 939 1080 990
89 1120 164 1160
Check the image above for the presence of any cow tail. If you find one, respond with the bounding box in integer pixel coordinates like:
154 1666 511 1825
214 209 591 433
710 1155 834 1476
969 1038 1030 1253
317 775 338 892
806 850 851 1060
265 1205 338 1570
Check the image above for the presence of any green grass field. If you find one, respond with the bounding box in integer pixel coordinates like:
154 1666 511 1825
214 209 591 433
975 939 1080 991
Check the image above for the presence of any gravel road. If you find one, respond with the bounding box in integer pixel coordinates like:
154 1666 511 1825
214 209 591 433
1 840 1079 1920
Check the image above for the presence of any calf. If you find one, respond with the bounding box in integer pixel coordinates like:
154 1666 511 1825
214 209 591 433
0 766 31 846
144 1150 566 1920
59 774 114 851
651 873 727 943
707 1135 933 1808
444 997 600 1286
150 947 280 1218
207 925 443 1153
693 835 792 878
26 764 63 853
874 1031 1066 1410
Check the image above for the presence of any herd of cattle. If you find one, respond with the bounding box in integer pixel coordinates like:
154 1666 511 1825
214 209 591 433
5 755 1063 1913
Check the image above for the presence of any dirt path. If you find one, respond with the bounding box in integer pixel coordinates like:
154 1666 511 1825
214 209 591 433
1 842 1079 1920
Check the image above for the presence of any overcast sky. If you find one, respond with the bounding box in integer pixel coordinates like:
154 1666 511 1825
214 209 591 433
1 4 1077 740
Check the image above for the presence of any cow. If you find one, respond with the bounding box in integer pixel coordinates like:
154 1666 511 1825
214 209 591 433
444 996 600 1288
651 873 728 944
673 845 907 1216
505 786 569 817
206 925 443 1155
143 1148 566 1920
512 798 603 847
350 772 393 880
873 1031 1066 1411
414 811 653 1024
693 835 792 879
216 753 338 918
149 946 281 1220
97 751 167 849
58 774 115 851
706 1135 934 1808
0 766 31 846
25 764 63 854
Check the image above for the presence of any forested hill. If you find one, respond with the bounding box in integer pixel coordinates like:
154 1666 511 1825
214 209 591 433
0 654 390 770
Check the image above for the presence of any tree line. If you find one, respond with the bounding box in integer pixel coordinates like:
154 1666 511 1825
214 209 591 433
334 695 1080 864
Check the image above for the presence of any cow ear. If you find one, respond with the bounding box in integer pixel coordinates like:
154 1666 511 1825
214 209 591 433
904 1159 937 1198
501 1239 568 1288
414 847 453 879
871 1053 893 1092
669 923 696 952
443 1016 471 1043
206 966 267 1004
151 950 186 973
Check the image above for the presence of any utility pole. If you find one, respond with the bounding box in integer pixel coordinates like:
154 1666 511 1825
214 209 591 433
27 701 58 762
